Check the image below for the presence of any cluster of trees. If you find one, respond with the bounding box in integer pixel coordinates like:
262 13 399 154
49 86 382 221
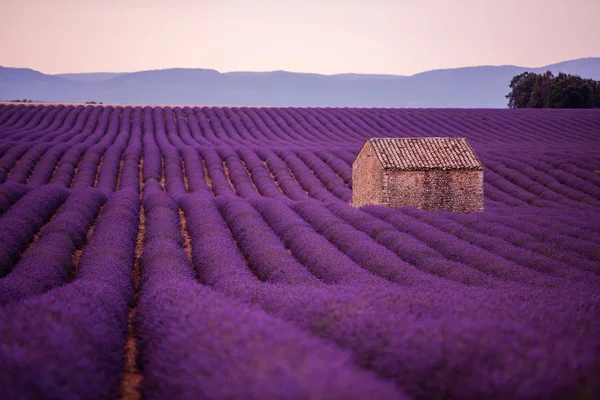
506 71 600 108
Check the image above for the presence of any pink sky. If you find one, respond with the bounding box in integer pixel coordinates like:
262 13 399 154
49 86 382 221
1 0 598 76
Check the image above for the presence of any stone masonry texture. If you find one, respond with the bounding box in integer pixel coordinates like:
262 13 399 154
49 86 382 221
352 138 484 212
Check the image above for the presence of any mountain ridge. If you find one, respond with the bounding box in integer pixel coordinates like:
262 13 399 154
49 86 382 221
1 57 599 107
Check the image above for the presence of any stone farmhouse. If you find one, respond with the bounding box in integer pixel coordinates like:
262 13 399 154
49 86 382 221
352 137 484 212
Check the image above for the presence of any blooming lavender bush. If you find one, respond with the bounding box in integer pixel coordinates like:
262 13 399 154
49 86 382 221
0 104 599 399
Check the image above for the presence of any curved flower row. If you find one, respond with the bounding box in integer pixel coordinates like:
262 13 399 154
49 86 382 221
136 181 405 399
0 184 69 276
0 189 139 399
0 187 106 305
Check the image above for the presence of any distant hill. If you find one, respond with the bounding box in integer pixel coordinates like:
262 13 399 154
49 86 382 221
1 58 599 107
56 72 125 82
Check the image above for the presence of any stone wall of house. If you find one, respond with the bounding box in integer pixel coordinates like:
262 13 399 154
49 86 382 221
385 170 484 212
352 143 383 207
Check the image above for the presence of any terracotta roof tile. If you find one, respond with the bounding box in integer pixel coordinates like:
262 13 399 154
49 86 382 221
367 137 483 171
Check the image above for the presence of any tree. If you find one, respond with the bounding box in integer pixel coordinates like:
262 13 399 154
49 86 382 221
506 72 538 108
506 71 600 108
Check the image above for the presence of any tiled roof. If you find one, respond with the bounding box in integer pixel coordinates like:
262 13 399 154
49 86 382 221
367 137 483 171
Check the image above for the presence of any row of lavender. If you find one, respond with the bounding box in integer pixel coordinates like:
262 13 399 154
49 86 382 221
0 182 598 399
0 106 599 212
0 143 598 212
0 104 599 399
1 159 598 294
1 104 599 147
1 178 598 293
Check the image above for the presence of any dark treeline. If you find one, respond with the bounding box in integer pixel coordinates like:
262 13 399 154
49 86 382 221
507 71 600 108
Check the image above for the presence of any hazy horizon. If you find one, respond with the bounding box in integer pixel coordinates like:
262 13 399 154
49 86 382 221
1 0 599 77
8 57 599 78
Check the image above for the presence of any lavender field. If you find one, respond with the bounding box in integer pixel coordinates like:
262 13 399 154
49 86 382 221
0 103 599 400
